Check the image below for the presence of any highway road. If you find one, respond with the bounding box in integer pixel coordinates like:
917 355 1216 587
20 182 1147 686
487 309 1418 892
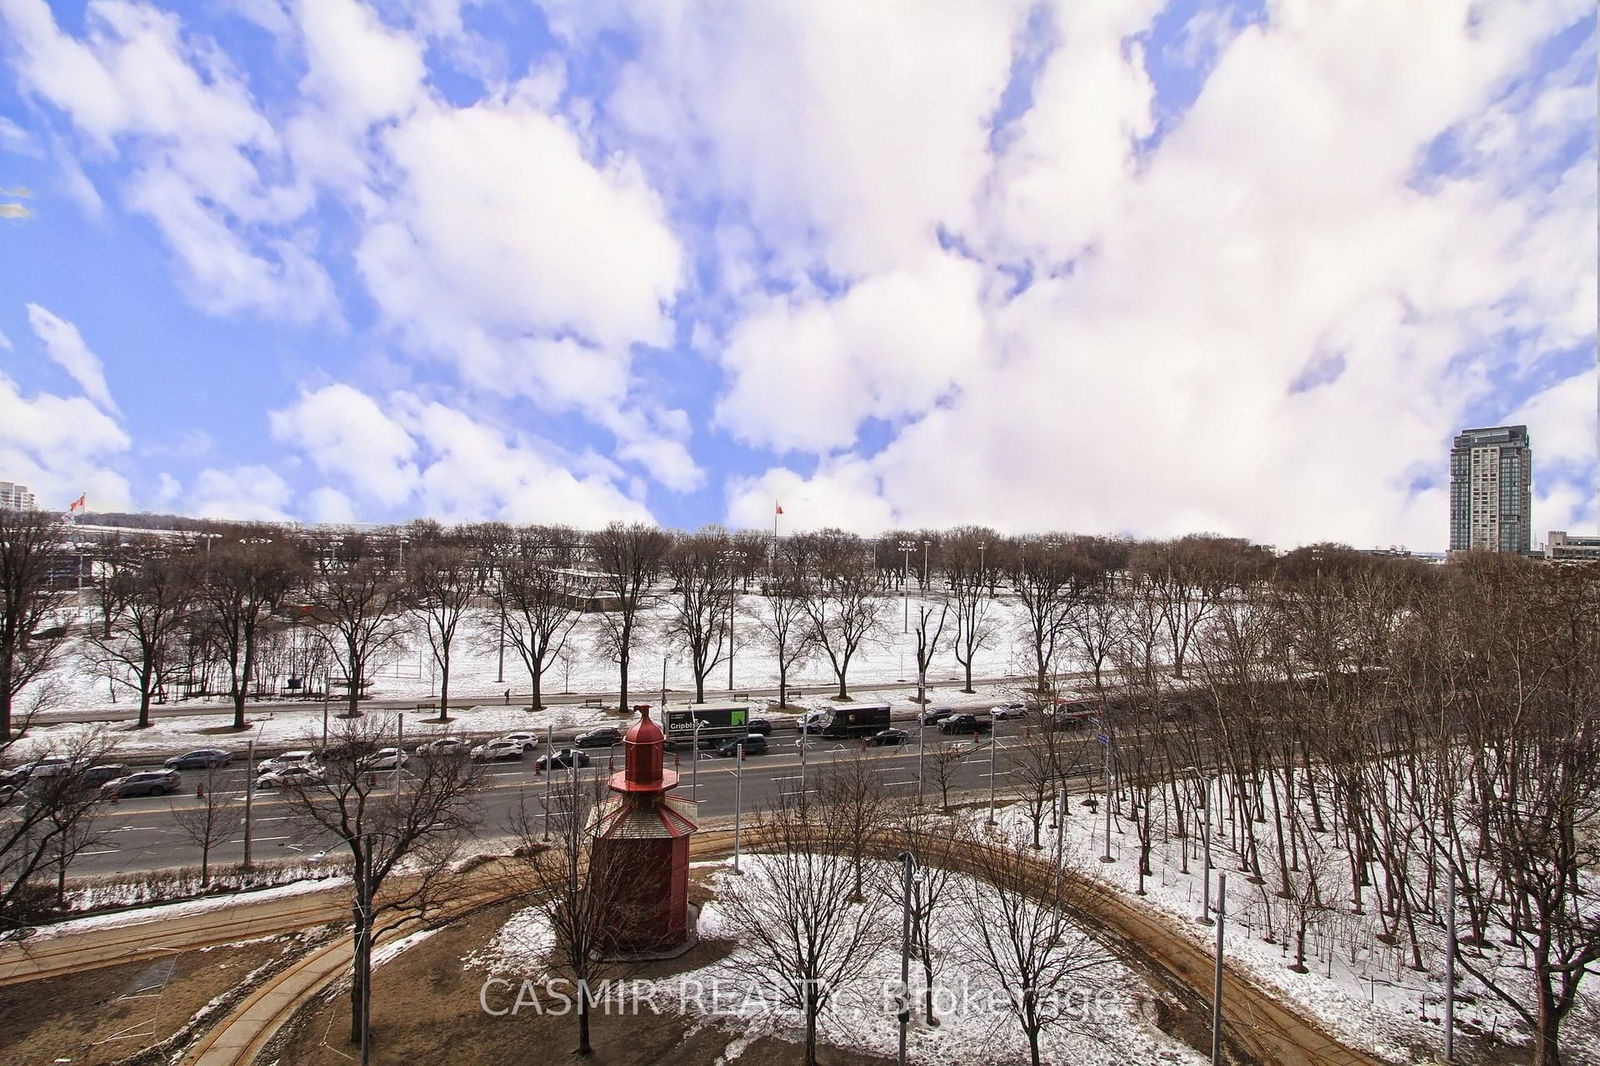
63 721 1107 877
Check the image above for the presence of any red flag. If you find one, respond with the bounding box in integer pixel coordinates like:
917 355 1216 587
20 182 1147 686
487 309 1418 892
68 493 86 513
775 502 783 515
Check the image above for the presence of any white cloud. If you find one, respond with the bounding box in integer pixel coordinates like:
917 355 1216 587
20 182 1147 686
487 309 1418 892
360 97 682 354
24 302 119 414
716 250 988 453
188 464 294 521
0 0 335 320
725 459 897 535
716 0 1595 550
268 383 419 507
0 326 10 349
600 0 1028 279
306 485 358 524
0 369 131 511
1511 366 1599 536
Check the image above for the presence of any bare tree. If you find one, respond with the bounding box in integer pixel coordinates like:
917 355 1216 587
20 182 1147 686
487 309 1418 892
942 527 1000 694
277 714 482 1045
304 533 410 719
750 551 815 709
1003 536 1099 700
0 507 72 741
953 837 1112 1066
0 729 116 928
406 522 484 720
171 767 244 883
503 768 629 1056
718 795 891 1066
794 530 886 700
196 527 304 729
663 529 734 702
890 810 965 1026
813 748 894 899
587 523 671 709
489 524 583 712
929 741 969 811
82 540 196 728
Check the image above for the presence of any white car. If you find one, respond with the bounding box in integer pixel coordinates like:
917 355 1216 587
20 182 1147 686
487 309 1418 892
257 749 317 775
497 733 540 752
257 764 326 789
413 737 469 757
361 747 407 771
471 739 526 762
990 702 1028 720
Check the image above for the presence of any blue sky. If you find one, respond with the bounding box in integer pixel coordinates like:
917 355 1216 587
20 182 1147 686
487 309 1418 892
0 0 1594 551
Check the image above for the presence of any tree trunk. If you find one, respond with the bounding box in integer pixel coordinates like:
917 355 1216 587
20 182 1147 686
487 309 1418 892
438 658 450 720
577 994 592 1055
530 664 543 713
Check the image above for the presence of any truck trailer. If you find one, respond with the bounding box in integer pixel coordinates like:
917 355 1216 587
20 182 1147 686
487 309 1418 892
666 702 753 747
803 703 892 739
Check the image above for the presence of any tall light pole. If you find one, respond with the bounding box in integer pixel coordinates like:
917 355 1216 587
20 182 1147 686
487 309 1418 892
243 738 255 870
692 720 705 802
922 540 930 589
1444 873 1457 1064
1211 874 1227 1065
1099 716 1115 863
986 718 999 826
897 851 915 1066
723 549 739 691
915 718 925 806
898 541 914 633
661 655 668 708
543 724 554 841
732 739 745 874
495 568 505 686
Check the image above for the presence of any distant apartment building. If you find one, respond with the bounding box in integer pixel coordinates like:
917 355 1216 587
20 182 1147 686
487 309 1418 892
0 481 37 510
1545 530 1600 562
1448 425 1531 554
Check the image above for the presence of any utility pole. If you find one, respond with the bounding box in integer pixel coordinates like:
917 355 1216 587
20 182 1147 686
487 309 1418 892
243 739 255 870
733 740 744 874
986 720 998 826
897 852 914 1066
1200 779 1214 924
1211 874 1226 1065
915 718 925 807
394 713 403 796
692 720 704 803
543 724 554 841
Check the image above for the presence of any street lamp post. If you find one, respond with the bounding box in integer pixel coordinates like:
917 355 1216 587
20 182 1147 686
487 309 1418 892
732 740 745 874
661 655 668 708
898 541 914 633
543 724 554 841
724 549 740 692
986 718 999 826
692 720 705 803
915 718 925 806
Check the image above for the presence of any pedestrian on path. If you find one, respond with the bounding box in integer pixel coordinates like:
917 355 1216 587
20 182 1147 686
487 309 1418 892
504 688 511 705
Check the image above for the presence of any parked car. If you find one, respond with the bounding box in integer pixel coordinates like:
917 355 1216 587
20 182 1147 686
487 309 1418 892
29 755 76 779
80 763 128 788
257 764 326 789
165 749 232 770
360 747 407 771
257 749 317 774
866 728 910 747
939 713 992 736
574 727 623 748
471 739 526 762
0 765 33 790
918 707 957 726
101 769 181 798
716 734 768 757
989 702 1027 721
534 749 591 771
745 718 773 736
498 732 541 752
413 737 470 757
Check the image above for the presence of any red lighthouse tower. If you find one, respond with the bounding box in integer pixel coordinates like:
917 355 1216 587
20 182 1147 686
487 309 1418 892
592 705 698 953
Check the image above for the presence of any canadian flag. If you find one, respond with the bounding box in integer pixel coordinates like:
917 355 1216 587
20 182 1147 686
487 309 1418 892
775 502 784 515
68 493 86 513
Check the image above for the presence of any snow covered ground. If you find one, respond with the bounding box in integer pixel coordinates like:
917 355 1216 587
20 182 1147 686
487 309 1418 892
470 856 1205 1066
34 593 1060 717
975 798 1600 1066
16 592 1082 758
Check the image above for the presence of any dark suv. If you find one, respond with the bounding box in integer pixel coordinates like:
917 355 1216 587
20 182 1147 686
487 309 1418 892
939 713 992 736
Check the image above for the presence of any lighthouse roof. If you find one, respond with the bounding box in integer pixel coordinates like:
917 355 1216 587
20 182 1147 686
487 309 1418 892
624 705 665 746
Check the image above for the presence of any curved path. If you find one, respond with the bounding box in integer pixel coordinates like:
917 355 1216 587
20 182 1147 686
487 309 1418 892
7 824 1378 1066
